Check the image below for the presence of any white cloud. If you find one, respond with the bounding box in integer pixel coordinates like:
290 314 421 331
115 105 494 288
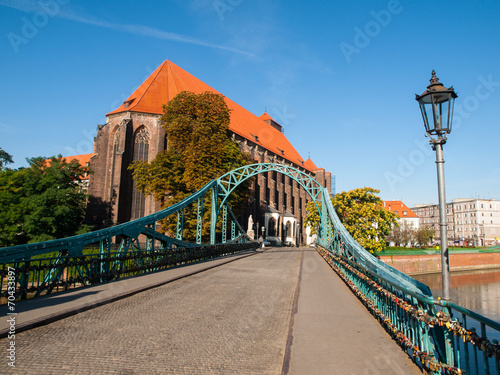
0 0 254 57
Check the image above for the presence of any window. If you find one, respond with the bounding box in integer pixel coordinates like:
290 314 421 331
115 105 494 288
131 128 149 219
285 221 291 238
268 217 276 236
403 211 407 216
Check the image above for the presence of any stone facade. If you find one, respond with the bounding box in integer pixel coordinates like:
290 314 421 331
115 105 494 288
412 199 500 246
87 60 332 245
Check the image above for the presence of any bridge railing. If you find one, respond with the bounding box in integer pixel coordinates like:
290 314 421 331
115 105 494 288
0 240 257 303
317 187 500 375
0 175 256 303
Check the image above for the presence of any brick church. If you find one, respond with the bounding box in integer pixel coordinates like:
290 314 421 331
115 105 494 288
87 60 332 245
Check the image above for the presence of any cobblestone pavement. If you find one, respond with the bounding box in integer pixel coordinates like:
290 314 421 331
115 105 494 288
1 248 302 375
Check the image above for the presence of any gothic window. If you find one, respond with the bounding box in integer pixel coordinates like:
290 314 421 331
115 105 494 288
131 128 150 219
268 217 276 236
285 221 291 237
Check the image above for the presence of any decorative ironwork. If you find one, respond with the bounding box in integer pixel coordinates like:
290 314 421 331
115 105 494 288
0 162 498 374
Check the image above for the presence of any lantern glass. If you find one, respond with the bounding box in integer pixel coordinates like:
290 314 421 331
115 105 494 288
416 71 457 137
418 93 455 135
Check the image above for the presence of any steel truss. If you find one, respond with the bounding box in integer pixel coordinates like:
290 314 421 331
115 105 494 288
0 163 498 374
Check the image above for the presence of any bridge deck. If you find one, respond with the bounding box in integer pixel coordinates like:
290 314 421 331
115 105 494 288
0 248 421 374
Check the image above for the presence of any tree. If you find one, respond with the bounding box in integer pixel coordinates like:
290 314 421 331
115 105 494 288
0 155 91 247
0 168 27 246
388 220 416 247
304 201 322 236
130 91 254 240
0 147 13 170
304 187 398 254
333 188 398 253
415 225 434 248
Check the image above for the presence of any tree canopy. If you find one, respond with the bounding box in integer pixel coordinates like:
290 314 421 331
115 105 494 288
304 187 398 254
130 91 253 240
0 147 13 170
0 155 91 247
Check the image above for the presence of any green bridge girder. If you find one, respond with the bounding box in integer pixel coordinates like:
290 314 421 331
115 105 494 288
0 163 499 374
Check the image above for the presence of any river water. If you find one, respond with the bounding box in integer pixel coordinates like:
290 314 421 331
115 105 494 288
413 269 500 323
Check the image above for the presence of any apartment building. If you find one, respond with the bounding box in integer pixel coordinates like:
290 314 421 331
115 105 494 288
412 199 500 246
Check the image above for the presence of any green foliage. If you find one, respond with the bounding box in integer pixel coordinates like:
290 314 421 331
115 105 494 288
0 155 91 247
333 188 398 254
414 225 434 247
304 201 322 235
0 147 13 170
130 91 253 240
304 187 398 254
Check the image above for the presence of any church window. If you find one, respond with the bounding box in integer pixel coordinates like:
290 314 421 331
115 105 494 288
131 128 149 219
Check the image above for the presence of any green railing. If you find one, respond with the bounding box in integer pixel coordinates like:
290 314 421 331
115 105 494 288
0 242 257 302
316 185 500 375
1 162 498 374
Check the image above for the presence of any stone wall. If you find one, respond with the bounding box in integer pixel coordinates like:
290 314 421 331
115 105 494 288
379 253 500 275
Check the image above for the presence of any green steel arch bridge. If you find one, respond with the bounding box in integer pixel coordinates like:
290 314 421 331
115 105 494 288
0 163 498 374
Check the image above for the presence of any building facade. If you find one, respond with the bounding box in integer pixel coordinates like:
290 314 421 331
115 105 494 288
87 60 332 245
412 199 500 246
383 201 419 247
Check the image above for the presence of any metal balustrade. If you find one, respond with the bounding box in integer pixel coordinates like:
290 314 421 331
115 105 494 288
0 163 498 374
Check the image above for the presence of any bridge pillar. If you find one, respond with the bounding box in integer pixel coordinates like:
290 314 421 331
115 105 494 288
210 185 218 244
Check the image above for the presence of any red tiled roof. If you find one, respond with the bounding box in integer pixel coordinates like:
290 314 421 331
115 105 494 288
44 153 92 180
107 60 312 172
259 112 274 122
383 200 418 218
304 157 319 171
64 153 92 168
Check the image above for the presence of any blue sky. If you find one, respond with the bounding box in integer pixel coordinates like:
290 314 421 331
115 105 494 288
1 0 499 207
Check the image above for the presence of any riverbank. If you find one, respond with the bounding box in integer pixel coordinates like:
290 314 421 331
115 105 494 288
379 252 500 276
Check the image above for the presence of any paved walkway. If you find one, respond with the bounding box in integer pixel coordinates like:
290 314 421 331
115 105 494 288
0 248 422 374
287 248 421 375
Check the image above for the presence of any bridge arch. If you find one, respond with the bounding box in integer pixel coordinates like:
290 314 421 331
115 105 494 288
210 163 331 244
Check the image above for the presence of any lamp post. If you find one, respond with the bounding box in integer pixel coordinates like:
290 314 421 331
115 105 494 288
415 70 457 301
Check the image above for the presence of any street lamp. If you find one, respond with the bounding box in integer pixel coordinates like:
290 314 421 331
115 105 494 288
415 70 457 301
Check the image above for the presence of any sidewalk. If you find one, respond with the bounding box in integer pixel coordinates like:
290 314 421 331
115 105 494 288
0 249 260 337
286 248 421 375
